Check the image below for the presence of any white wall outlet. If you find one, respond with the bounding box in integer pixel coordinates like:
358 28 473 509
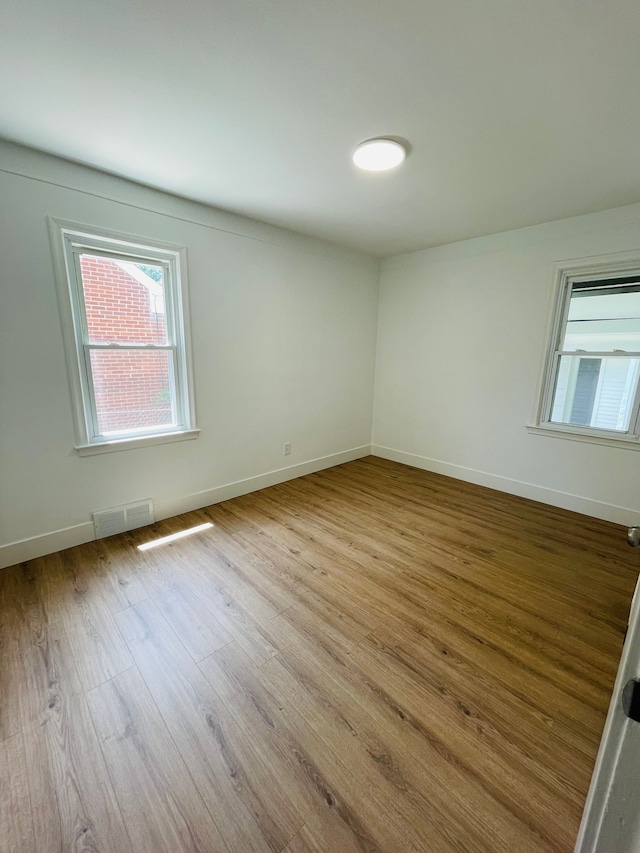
283 441 292 456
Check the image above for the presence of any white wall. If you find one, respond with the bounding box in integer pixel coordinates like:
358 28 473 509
373 205 640 526
0 141 378 567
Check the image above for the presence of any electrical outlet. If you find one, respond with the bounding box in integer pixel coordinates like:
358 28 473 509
283 441 292 456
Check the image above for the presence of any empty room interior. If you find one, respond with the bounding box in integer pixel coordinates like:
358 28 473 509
3 2 640 852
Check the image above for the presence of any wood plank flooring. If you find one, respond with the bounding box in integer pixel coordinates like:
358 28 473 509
1 456 637 853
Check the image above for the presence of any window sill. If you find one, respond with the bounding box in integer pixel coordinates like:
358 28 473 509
75 429 200 456
526 423 640 451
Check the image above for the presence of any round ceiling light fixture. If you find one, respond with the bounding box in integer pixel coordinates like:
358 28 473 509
352 138 407 172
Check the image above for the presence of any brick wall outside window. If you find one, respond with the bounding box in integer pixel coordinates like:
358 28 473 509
80 256 173 433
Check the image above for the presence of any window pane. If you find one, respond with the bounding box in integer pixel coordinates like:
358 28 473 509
80 255 167 345
562 286 640 352
89 349 175 435
550 354 640 431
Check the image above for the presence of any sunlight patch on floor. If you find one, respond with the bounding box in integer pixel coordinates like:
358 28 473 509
137 522 213 551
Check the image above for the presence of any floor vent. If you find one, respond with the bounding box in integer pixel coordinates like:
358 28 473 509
92 499 154 539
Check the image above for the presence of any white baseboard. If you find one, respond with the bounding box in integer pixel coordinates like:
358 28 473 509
372 444 640 527
0 445 371 570
0 522 96 571
154 445 372 521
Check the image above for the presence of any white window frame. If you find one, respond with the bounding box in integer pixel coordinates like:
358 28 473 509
528 252 640 450
50 218 199 456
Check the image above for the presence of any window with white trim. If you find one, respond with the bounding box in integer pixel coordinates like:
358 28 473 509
51 221 197 454
536 259 640 445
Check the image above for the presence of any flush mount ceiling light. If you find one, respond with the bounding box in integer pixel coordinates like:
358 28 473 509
352 138 407 172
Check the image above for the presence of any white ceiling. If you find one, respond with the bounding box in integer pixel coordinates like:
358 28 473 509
1 0 640 257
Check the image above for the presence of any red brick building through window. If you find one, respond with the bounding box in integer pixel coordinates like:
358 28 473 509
80 255 173 434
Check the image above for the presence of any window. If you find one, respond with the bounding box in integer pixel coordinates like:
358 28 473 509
51 221 198 455
534 257 640 447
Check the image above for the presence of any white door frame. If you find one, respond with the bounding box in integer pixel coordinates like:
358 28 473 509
575 572 640 852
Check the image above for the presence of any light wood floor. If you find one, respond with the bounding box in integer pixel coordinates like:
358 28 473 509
1 457 637 853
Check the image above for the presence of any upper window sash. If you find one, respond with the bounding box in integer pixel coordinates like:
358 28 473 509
67 247 176 346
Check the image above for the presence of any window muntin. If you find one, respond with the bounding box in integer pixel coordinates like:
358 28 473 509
53 223 195 449
542 270 640 440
